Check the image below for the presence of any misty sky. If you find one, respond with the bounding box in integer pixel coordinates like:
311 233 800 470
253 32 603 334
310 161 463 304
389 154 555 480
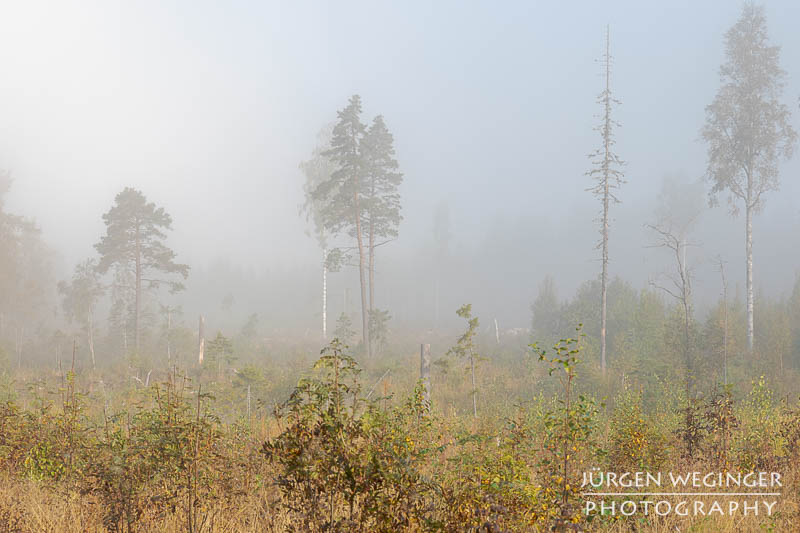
1 1 799 329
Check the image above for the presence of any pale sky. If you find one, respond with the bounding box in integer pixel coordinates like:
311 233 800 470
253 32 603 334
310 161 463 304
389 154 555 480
1 1 798 327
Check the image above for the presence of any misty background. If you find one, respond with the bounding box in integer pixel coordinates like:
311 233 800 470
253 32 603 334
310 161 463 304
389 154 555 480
1 0 799 337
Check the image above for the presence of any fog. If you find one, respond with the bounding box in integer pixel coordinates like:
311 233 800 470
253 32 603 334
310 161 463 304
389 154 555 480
1 0 799 335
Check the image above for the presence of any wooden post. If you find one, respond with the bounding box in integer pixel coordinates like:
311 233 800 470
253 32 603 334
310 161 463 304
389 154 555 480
247 384 251 429
420 343 431 404
198 315 205 366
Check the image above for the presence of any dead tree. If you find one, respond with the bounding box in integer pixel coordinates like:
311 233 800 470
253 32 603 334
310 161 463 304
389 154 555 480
647 222 696 393
587 26 625 376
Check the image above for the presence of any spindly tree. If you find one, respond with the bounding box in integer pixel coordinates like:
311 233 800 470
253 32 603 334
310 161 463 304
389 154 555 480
95 188 189 353
447 304 480 418
646 178 704 394
58 259 105 369
587 26 625 376
702 4 796 352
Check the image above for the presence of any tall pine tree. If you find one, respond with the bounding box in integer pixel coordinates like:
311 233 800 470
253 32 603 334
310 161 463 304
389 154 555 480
362 114 402 357
312 97 403 358
313 96 370 353
95 188 189 353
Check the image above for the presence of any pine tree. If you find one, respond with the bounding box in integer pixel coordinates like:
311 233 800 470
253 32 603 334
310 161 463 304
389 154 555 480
702 4 797 352
313 96 370 353
95 188 189 353
362 114 403 357
587 26 625 376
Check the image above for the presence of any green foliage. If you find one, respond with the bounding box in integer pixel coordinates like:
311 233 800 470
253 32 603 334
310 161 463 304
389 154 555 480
446 304 481 417
531 326 602 529
262 339 435 532
607 384 669 472
333 313 355 345
703 385 738 468
367 308 391 357
362 114 403 240
58 259 104 327
733 375 780 470
447 304 479 361
530 276 561 347
24 440 66 481
703 3 797 214
205 331 235 372
95 187 189 291
83 375 237 533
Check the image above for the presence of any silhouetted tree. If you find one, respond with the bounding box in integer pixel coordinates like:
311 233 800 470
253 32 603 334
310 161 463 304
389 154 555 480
95 188 189 353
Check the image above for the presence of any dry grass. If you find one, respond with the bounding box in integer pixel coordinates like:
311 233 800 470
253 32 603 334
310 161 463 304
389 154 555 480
0 472 796 532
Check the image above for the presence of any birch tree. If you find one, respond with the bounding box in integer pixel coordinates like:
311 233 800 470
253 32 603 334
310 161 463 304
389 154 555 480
587 26 625 376
300 124 337 342
58 259 104 369
702 4 796 352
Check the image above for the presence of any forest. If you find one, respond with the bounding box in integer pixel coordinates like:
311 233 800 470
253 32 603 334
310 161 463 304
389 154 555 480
1 2 800 532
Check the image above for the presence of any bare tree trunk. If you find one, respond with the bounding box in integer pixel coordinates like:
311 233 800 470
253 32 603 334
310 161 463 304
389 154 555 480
745 203 754 352
718 258 729 386
354 193 369 356
135 222 141 353
167 309 172 364
88 309 96 370
368 219 375 358
599 28 612 377
470 352 477 418
198 315 205 366
322 247 328 342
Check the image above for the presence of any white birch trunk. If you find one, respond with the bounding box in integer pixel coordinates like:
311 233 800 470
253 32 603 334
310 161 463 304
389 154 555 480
198 315 205 365
745 204 754 352
88 309 96 370
322 247 328 342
